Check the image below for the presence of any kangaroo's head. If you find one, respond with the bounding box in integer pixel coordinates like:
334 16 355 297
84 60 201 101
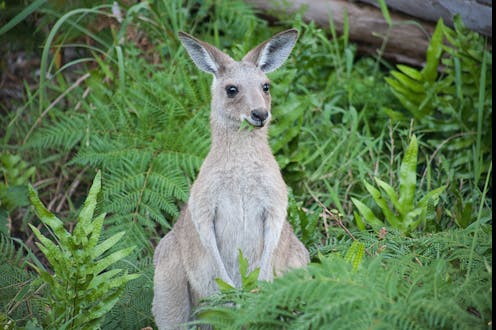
178 29 298 130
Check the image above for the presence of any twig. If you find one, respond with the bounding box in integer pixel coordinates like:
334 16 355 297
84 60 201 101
373 160 379 178
7 280 46 315
74 86 92 111
305 184 356 241
32 177 58 189
47 173 65 211
23 72 91 145
320 208 330 240
55 167 88 213
305 183 374 256
323 207 357 242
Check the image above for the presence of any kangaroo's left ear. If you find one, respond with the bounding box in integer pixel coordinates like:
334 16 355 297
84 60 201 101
242 29 298 73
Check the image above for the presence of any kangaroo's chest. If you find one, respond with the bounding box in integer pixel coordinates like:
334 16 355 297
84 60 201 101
212 167 278 283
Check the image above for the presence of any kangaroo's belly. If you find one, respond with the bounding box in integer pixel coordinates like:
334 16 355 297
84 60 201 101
214 184 266 286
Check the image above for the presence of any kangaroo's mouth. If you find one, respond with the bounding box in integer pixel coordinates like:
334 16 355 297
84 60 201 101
240 114 269 129
251 119 266 127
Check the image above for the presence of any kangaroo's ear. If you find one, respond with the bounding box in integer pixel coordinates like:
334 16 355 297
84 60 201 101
242 29 298 73
178 31 233 76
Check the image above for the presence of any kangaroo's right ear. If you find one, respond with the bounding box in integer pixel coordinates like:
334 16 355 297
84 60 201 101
242 29 298 73
178 32 233 76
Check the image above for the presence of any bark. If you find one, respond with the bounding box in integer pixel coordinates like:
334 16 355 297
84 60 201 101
359 0 492 37
243 0 489 66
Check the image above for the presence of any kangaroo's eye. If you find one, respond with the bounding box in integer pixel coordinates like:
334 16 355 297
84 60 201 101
226 85 239 98
262 83 270 93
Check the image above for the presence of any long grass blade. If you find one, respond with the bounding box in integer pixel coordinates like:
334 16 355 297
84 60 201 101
38 5 112 112
377 0 392 27
0 0 47 35
474 47 488 185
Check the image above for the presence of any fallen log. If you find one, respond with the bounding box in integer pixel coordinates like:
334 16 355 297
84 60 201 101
243 0 436 66
359 0 492 37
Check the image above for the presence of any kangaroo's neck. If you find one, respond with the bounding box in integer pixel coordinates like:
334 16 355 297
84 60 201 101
209 120 272 162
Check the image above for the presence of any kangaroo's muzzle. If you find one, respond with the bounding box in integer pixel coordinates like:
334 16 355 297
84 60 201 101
250 109 270 127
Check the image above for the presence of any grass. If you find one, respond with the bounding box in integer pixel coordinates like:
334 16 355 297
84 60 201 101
0 0 491 329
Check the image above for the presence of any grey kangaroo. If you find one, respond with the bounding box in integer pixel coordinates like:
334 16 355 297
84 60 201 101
152 29 310 329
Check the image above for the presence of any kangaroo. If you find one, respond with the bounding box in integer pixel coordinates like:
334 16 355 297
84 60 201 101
152 29 310 329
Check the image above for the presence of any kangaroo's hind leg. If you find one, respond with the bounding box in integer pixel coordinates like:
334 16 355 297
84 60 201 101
273 221 310 275
153 231 191 330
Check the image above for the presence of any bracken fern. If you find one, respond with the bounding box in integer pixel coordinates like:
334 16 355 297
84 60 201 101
27 53 211 247
198 226 491 329
28 171 140 329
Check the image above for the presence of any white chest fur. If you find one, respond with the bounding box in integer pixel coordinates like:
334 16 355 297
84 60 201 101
190 147 287 286
213 169 268 284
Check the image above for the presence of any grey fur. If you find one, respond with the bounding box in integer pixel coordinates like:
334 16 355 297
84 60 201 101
153 29 309 330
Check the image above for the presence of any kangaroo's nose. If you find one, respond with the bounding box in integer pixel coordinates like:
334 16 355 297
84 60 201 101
250 109 269 123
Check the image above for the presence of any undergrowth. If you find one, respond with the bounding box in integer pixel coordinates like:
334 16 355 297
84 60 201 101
197 227 492 329
0 0 492 329
28 171 139 329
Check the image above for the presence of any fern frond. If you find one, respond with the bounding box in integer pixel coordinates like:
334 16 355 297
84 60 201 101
0 235 45 325
26 113 87 150
199 227 491 329
102 255 155 329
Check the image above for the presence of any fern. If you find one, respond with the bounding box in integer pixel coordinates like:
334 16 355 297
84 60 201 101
0 153 36 233
28 171 140 329
385 15 492 187
0 235 36 322
0 235 47 327
0 235 29 294
352 135 446 234
287 189 322 248
102 256 155 329
27 53 211 247
198 227 491 329
195 250 262 328
24 113 87 151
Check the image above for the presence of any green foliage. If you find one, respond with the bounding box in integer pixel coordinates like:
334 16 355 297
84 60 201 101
0 0 492 328
266 18 399 218
215 250 260 292
28 171 139 329
27 48 211 247
343 240 365 271
352 135 446 234
385 15 492 186
197 227 492 329
196 250 260 328
0 154 35 188
287 190 322 248
0 234 44 328
102 257 155 329
385 19 445 118
0 0 47 36
449 186 475 229
196 250 261 328
377 0 392 27
0 153 36 233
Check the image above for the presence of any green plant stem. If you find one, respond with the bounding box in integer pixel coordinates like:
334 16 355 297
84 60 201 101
373 27 391 76
419 132 473 190
474 46 488 186
0 0 47 35
24 73 90 145
464 161 492 284
38 5 112 113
